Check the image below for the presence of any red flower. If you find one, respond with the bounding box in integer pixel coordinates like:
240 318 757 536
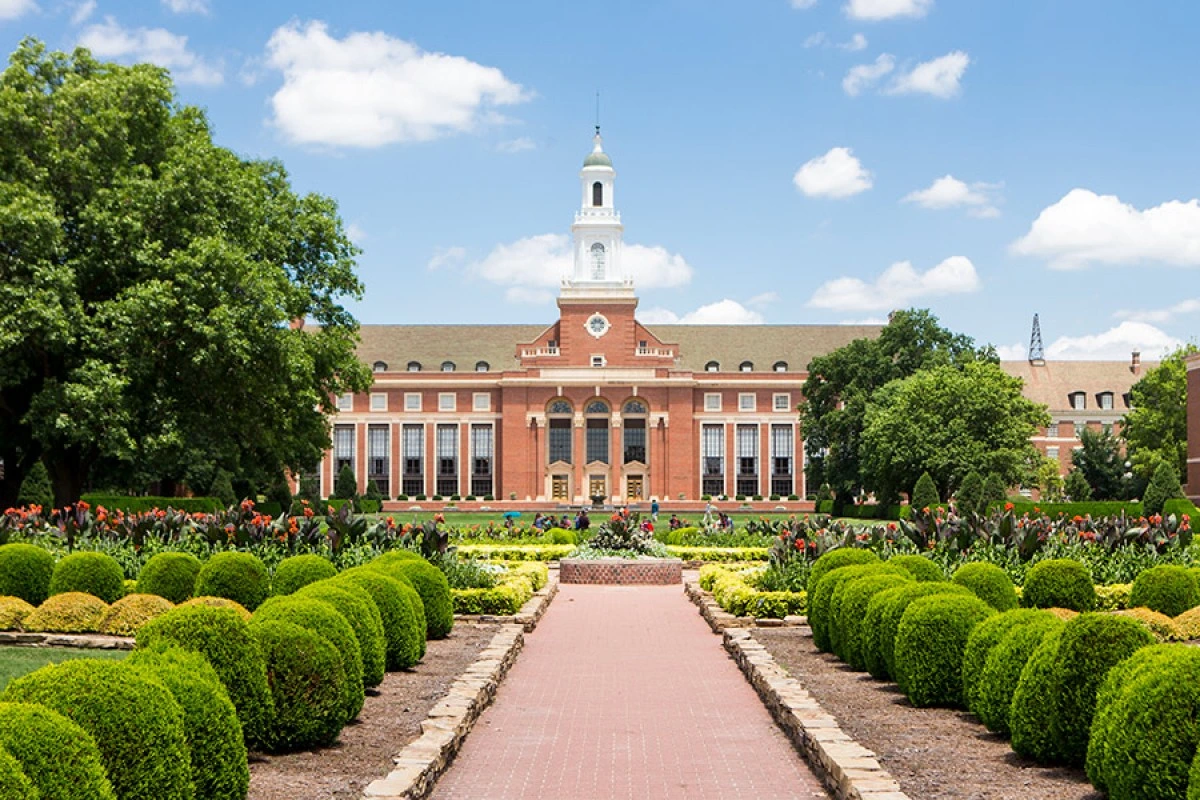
795 539 806 550
1004 502 1014 511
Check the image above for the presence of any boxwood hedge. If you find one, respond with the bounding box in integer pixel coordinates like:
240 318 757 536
806 548 880 595
810 563 906 653
886 554 945 582
272 555 337 597
336 568 425 669
0 702 115 800
1021 559 1097 612
893 593 996 707
296 580 387 688
22 591 108 633
136 604 275 751
368 558 454 640
0 744 36 800
960 608 1047 712
2 660 192 800
181 595 252 620
1010 628 1066 762
136 552 202 604
250 619 348 752
861 582 971 681
99 593 175 636
832 573 913 669
48 551 125 604
1130 564 1200 617
128 644 249 800
0 544 54 605
951 562 1018 611
0 597 34 631
972 615 1063 734
194 552 270 611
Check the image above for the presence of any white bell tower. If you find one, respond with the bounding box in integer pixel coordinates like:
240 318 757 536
562 127 633 299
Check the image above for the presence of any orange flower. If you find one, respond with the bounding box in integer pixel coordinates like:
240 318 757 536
1004 502 1014 511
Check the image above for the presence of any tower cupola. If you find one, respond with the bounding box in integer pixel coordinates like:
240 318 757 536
562 127 630 299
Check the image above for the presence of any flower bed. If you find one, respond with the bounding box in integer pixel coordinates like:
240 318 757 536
700 565 807 619
451 563 548 615
666 545 769 562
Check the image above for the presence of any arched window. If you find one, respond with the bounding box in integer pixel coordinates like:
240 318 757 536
622 400 648 464
407 361 422 372
548 400 573 415
590 242 606 280
585 400 609 415
547 400 573 464
592 181 603 207
372 361 388 373
740 361 754 372
475 361 490 372
705 361 720 373
585 400 609 464
773 361 788 372
441 361 456 372
623 400 648 415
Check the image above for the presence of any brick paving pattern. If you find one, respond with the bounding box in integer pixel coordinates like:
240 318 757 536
432 584 828 799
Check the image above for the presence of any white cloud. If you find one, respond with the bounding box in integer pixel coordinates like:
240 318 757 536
161 0 208 13
1044 321 1181 360
1012 189 1200 270
791 0 818 8
995 343 1026 361
793 147 873 198
0 0 36 21
903 175 1001 218
843 53 894 96
1114 298 1200 324
747 291 779 308
808 256 980 311
345 223 367 244
841 33 869 51
640 300 765 325
426 246 466 271
496 136 535 153
887 51 969 98
806 31 867 51
265 21 529 148
845 0 933 20
69 0 95 25
468 233 693 294
841 316 889 325
803 32 826 48
78 17 223 85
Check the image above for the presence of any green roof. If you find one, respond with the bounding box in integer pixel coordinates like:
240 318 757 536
583 151 612 168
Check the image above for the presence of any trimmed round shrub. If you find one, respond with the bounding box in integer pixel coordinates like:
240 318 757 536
48 551 125 604
862 582 971 681
372 550 423 566
1089 644 1200 800
811 562 907 653
1010 627 1066 762
0 744 36 800
0 544 54 606
951 562 1018 611
337 568 426 669
22 591 108 633
1 660 192 800
253 596 364 723
961 608 1047 712
972 615 1063 734
893 593 996 707
1046 606 1080 621
1115 607 1185 642
1130 564 1200 617
136 552 202 604
0 597 35 631
100 593 174 636
250 619 347 751
181 595 252 620
195 551 270 611
297 580 386 687
368 558 453 640
1021 559 1097 612
1175 605 1200 640
887 554 945 582
272 554 337 596
806 548 879 594
834 572 913 670
1050 612 1155 765
128 644 249 800
136 604 274 750
0 702 115 800
121 579 136 597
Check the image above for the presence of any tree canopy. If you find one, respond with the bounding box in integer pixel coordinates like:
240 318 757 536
1122 344 1197 482
0 40 371 506
800 308 997 507
1070 427 1126 501
859 360 1048 501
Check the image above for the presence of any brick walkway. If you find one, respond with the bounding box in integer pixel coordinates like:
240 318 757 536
432 584 828 799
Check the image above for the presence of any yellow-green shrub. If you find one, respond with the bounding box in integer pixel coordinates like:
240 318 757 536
22 592 108 633
181 595 252 621
100 593 174 636
453 578 533 615
1113 607 1185 642
710 569 806 618
1095 583 1131 611
507 562 549 591
457 544 574 561
0 597 35 631
1175 606 1200 639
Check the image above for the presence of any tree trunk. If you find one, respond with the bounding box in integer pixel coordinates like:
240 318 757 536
48 450 89 508
0 447 34 510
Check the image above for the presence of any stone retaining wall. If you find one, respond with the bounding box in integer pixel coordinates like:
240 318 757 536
559 558 682 585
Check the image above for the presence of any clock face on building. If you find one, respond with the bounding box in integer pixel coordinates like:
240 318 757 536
586 313 610 338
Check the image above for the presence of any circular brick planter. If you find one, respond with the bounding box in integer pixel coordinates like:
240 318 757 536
559 558 683 585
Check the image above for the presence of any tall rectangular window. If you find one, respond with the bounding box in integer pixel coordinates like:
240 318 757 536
736 424 759 496
701 424 724 496
1047 422 1059 438
623 418 646 464
402 424 424 497
334 424 355 478
471 424 493 498
548 418 572 464
586 418 609 464
770 424 794 497
436 424 458 497
367 425 389 495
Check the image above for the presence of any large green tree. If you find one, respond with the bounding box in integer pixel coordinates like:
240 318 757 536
1122 344 1197 482
800 309 995 507
859 361 1049 501
1070 427 1126 501
0 41 371 506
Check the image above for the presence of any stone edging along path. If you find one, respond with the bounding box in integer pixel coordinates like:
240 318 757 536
362 569 560 800
0 631 135 649
684 575 914 800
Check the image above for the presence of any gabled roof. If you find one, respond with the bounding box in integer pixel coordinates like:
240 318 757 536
356 325 547 372
1000 360 1154 412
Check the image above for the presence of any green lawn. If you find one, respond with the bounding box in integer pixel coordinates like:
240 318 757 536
0 647 127 691
375 510 884 529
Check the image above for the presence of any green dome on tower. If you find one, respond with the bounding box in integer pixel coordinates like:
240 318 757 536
583 130 612 168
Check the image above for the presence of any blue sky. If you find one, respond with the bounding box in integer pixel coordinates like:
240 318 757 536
3 0 1198 359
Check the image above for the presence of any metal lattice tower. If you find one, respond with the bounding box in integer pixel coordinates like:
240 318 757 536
1029 313 1045 364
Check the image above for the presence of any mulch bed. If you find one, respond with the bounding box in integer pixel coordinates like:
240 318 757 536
249 623 501 800
754 628 1102 800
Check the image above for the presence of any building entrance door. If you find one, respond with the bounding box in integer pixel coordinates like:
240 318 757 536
626 475 644 501
589 475 607 503
551 475 569 501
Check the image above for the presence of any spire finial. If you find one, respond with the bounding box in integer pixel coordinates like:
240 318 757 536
1029 313 1045 364
595 91 600 136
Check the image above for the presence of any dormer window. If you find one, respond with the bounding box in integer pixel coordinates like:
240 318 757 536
475 361 490 372
372 361 388 373
441 361 456 372
705 361 720 373
407 361 422 372
1122 392 1132 408
739 361 754 373
773 361 788 372
592 181 603 207
1069 391 1086 410
1098 392 1114 410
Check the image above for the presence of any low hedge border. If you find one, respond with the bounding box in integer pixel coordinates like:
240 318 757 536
453 576 535 616
456 544 575 561
665 546 770 562
80 494 223 514
701 566 807 620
